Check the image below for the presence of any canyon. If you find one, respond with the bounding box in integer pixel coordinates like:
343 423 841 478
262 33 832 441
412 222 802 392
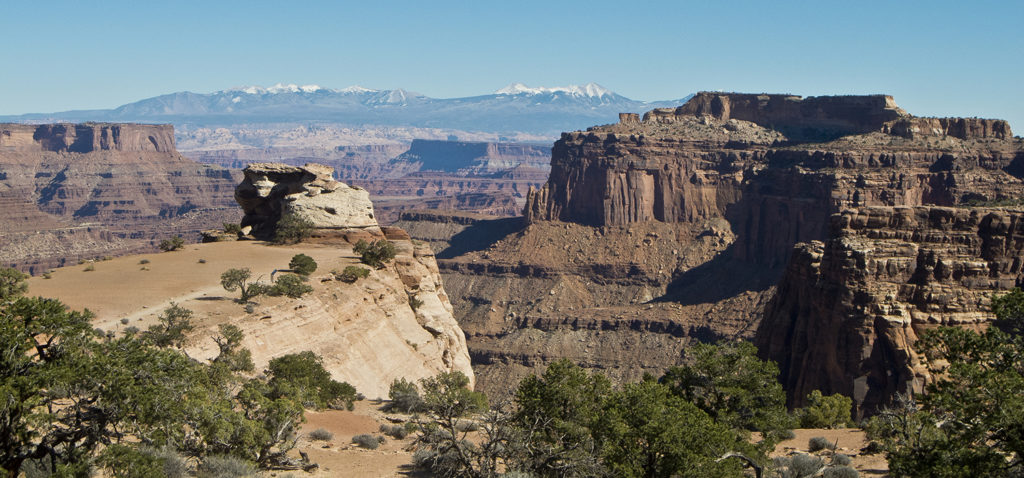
186 137 550 223
6 92 1024 417
0 123 240 274
400 92 1024 413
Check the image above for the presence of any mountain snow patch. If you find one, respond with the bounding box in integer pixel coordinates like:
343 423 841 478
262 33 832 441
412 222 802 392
496 82 613 98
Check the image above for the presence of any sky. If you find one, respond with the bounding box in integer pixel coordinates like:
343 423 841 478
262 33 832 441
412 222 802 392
2 0 1022 129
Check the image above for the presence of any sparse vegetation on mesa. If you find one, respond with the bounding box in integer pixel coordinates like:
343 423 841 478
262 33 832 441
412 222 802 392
0 268 359 475
220 267 267 302
353 239 396 269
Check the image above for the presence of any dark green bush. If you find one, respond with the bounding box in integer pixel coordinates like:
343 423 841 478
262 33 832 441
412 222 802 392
353 239 396 269
266 351 358 410
223 223 242 235
159 236 185 252
336 265 370 283
288 254 317 276
273 213 314 244
799 390 853 428
268 274 313 298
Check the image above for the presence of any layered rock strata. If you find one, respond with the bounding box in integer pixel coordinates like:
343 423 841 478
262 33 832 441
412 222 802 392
757 207 1024 417
420 92 1024 402
0 123 240 273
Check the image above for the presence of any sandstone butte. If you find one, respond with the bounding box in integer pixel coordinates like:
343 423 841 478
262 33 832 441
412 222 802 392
0 122 240 274
28 161 473 398
401 92 1024 418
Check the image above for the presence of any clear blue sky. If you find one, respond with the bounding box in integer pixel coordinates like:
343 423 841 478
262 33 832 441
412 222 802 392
2 0 1021 129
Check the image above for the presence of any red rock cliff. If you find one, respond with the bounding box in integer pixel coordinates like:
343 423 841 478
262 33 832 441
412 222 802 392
756 207 1024 417
1 123 176 153
516 93 1024 411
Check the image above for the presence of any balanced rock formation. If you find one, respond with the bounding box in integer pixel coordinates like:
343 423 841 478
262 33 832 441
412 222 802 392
413 92 1024 403
235 163 378 237
0 123 240 273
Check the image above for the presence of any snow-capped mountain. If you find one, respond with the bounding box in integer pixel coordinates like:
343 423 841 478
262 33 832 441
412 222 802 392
1 83 691 135
495 82 614 98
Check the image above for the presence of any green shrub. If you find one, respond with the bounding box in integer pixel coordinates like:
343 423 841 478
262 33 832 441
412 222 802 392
266 351 358 410
288 254 317 276
223 223 242 235
808 436 833 452
268 274 313 298
308 428 333 441
83 264 95 272
159 236 185 252
352 434 382 449
220 268 267 303
353 239 396 269
336 266 370 283
409 296 424 311
197 455 254 478
0 267 29 299
139 259 150 264
799 390 853 428
274 213 314 244
388 378 423 413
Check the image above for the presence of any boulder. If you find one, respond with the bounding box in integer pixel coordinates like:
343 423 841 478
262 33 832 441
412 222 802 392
235 162 378 238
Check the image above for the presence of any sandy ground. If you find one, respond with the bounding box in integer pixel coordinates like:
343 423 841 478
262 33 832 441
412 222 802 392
772 428 889 476
27 240 357 334
289 401 423 478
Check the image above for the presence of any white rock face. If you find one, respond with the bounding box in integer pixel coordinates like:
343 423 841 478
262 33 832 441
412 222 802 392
185 238 474 397
283 186 377 229
235 162 379 237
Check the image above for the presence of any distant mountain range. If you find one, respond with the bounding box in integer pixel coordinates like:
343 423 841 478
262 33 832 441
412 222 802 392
0 83 691 135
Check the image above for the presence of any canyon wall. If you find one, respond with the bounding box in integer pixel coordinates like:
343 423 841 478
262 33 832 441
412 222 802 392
756 207 1024 416
1 123 176 153
0 123 240 273
425 92 1024 404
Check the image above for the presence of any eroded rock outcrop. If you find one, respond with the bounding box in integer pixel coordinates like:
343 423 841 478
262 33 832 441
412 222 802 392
757 207 1024 417
235 163 378 237
197 235 475 397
